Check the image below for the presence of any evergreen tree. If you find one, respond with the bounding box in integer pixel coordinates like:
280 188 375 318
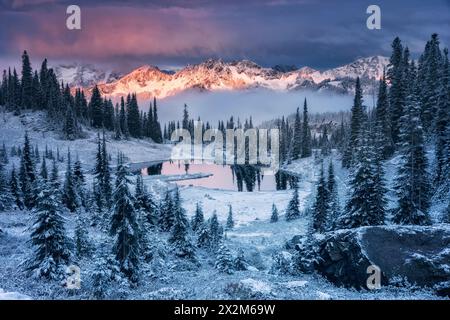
191 202 204 231
110 153 140 281
20 51 33 109
291 107 302 160
26 181 71 279
50 158 60 190
134 175 157 226
10 165 23 209
226 205 234 230
39 155 48 181
285 184 300 221
301 98 312 158
270 203 279 223
215 242 234 274
326 160 341 230
339 122 385 228
119 97 129 138
168 188 196 260
159 190 175 232
434 48 449 187
209 211 223 250
375 72 394 159
312 164 329 233
0 163 13 211
90 86 103 128
19 132 36 209
420 34 442 133
74 213 92 258
233 249 248 271
393 63 431 225
101 133 112 207
62 150 78 212
388 37 405 144
63 105 79 140
127 94 141 138
342 77 364 168
73 156 87 207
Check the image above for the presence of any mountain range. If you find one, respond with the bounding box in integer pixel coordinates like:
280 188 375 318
56 56 389 99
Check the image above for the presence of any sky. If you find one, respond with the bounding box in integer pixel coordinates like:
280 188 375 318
0 0 449 73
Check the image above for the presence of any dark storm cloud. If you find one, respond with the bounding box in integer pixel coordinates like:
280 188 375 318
0 0 448 71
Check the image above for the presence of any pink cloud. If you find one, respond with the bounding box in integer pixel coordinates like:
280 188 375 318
9 5 232 61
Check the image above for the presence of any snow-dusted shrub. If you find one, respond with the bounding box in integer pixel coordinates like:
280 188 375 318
270 251 294 275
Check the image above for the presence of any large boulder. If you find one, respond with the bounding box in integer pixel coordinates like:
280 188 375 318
293 225 450 295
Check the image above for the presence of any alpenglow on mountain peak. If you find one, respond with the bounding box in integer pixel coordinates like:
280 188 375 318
58 56 389 99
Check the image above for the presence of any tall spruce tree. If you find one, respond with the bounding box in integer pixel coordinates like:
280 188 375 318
110 153 140 281
301 98 312 158
191 202 205 231
226 205 234 230
285 184 301 221
168 188 196 260
90 86 103 128
312 164 329 232
159 190 175 232
375 71 394 159
326 160 341 231
20 51 33 109
393 62 431 225
342 77 364 168
26 181 71 279
270 203 279 223
62 150 78 212
10 165 23 209
388 37 405 144
339 122 385 228
434 48 449 188
291 107 302 160
127 94 141 138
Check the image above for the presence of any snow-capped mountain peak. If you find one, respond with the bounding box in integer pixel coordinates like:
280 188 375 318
61 56 389 99
52 63 122 88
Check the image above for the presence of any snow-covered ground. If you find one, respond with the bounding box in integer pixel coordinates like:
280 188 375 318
0 110 445 300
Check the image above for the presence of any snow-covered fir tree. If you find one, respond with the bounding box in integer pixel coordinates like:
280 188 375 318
291 107 302 160
434 48 449 190
285 184 301 221
326 160 341 231
312 163 329 233
209 211 223 250
134 175 157 226
39 155 48 181
375 71 394 159
73 156 87 207
62 149 79 212
342 77 364 168
214 242 234 274
191 202 204 232
270 203 279 223
74 213 92 258
393 62 432 225
159 189 175 232
110 153 140 282
19 132 36 209
9 164 23 209
26 181 71 279
168 187 196 260
0 162 13 211
226 204 234 230
301 98 312 158
339 121 385 228
233 249 248 271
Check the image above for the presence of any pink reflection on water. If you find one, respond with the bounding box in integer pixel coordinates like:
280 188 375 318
142 161 281 191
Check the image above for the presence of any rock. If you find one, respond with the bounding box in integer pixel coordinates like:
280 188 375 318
293 225 450 296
